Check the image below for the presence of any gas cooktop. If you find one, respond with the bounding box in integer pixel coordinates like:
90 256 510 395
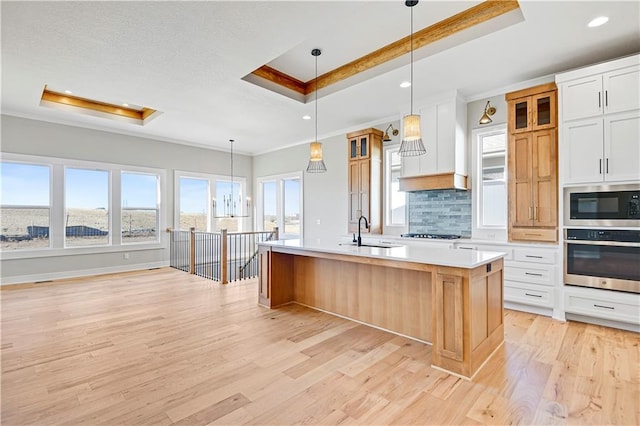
401 233 462 240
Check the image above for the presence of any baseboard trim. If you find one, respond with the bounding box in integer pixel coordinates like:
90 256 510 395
0 261 170 286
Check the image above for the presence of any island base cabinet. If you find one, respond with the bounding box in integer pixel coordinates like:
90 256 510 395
258 246 504 379
432 260 504 378
257 246 294 308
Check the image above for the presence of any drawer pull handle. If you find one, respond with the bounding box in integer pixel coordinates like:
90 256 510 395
458 247 474 250
594 304 614 310
525 293 542 298
525 255 543 259
525 272 543 277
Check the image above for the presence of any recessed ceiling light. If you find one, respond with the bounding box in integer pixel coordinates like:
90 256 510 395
400 81 411 88
122 103 129 107
588 16 609 27
64 90 73 94
302 115 311 120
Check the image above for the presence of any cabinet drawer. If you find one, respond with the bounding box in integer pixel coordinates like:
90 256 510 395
504 265 555 286
565 290 640 325
504 281 553 308
513 248 557 264
510 228 557 243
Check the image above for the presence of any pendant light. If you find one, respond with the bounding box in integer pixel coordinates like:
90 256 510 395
306 48 327 173
399 0 426 157
214 139 250 218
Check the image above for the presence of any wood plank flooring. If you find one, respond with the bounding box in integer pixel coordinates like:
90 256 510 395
1 267 638 425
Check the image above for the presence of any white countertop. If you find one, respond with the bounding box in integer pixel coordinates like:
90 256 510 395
260 238 506 269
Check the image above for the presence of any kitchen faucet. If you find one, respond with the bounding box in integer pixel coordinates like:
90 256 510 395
357 215 369 247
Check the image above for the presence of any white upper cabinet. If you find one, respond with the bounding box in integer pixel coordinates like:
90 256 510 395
559 59 639 121
557 54 640 184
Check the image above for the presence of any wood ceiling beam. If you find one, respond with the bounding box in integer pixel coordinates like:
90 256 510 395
40 87 157 122
250 0 520 97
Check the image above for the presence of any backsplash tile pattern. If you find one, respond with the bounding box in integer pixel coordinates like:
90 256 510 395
408 189 472 237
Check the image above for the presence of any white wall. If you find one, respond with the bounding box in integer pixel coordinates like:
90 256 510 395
0 114 253 284
252 133 348 241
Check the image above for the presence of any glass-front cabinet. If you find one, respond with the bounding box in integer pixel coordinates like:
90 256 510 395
509 90 557 134
349 134 370 160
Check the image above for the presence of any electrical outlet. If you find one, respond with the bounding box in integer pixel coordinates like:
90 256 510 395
316 219 321 225
123 253 129 260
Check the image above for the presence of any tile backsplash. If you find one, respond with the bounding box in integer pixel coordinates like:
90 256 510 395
408 189 472 237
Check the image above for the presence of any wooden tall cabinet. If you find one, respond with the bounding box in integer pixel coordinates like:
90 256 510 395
506 83 558 243
347 128 382 234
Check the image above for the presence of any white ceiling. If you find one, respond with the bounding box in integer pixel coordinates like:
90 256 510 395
2 1 639 156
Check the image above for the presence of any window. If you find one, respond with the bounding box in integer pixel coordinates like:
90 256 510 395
257 172 303 239
122 172 160 243
0 153 165 258
65 168 110 247
383 145 406 234
175 172 247 232
472 125 507 240
0 162 51 250
179 177 209 231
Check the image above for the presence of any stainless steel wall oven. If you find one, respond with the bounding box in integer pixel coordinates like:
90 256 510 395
565 228 640 294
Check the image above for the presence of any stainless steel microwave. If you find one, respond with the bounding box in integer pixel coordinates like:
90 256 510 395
564 184 640 227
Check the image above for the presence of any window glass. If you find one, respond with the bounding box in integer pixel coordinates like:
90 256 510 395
0 162 50 250
385 147 406 227
480 131 507 227
262 181 277 232
122 172 159 243
283 178 300 235
179 177 208 231
65 168 109 246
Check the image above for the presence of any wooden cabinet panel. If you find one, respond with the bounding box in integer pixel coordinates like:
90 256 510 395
347 128 382 233
506 83 558 243
434 273 463 362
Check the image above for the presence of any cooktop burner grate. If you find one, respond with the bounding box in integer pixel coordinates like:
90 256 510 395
401 233 462 239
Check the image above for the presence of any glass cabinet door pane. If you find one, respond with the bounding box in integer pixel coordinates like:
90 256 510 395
360 137 368 157
536 96 551 126
350 139 357 159
515 101 529 130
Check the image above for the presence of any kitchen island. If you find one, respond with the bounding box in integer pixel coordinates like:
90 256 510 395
257 239 505 379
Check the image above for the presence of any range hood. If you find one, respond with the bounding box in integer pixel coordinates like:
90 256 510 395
398 172 468 192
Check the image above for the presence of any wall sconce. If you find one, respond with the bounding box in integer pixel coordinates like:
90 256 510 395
479 101 496 125
382 124 399 142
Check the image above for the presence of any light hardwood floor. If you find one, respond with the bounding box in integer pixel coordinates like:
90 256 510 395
1 268 638 425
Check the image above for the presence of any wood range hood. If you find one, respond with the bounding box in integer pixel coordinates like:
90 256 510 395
398 172 468 192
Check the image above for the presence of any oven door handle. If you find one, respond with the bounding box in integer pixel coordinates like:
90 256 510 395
565 240 640 247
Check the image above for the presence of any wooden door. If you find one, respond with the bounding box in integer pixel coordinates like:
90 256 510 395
509 132 533 227
348 161 361 230
532 129 557 227
358 160 370 220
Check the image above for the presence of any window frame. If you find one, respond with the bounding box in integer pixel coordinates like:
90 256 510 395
174 170 248 232
256 171 303 240
471 124 508 241
121 170 161 245
383 144 407 235
0 153 165 260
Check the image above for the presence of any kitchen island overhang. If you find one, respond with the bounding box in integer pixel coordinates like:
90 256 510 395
257 239 506 380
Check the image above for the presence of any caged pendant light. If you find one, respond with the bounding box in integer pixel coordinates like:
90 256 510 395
399 0 426 157
306 48 327 173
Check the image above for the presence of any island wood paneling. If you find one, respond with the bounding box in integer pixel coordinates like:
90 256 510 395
292 256 433 343
260 246 504 379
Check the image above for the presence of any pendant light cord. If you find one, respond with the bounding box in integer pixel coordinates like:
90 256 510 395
410 4 414 116
315 53 318 142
